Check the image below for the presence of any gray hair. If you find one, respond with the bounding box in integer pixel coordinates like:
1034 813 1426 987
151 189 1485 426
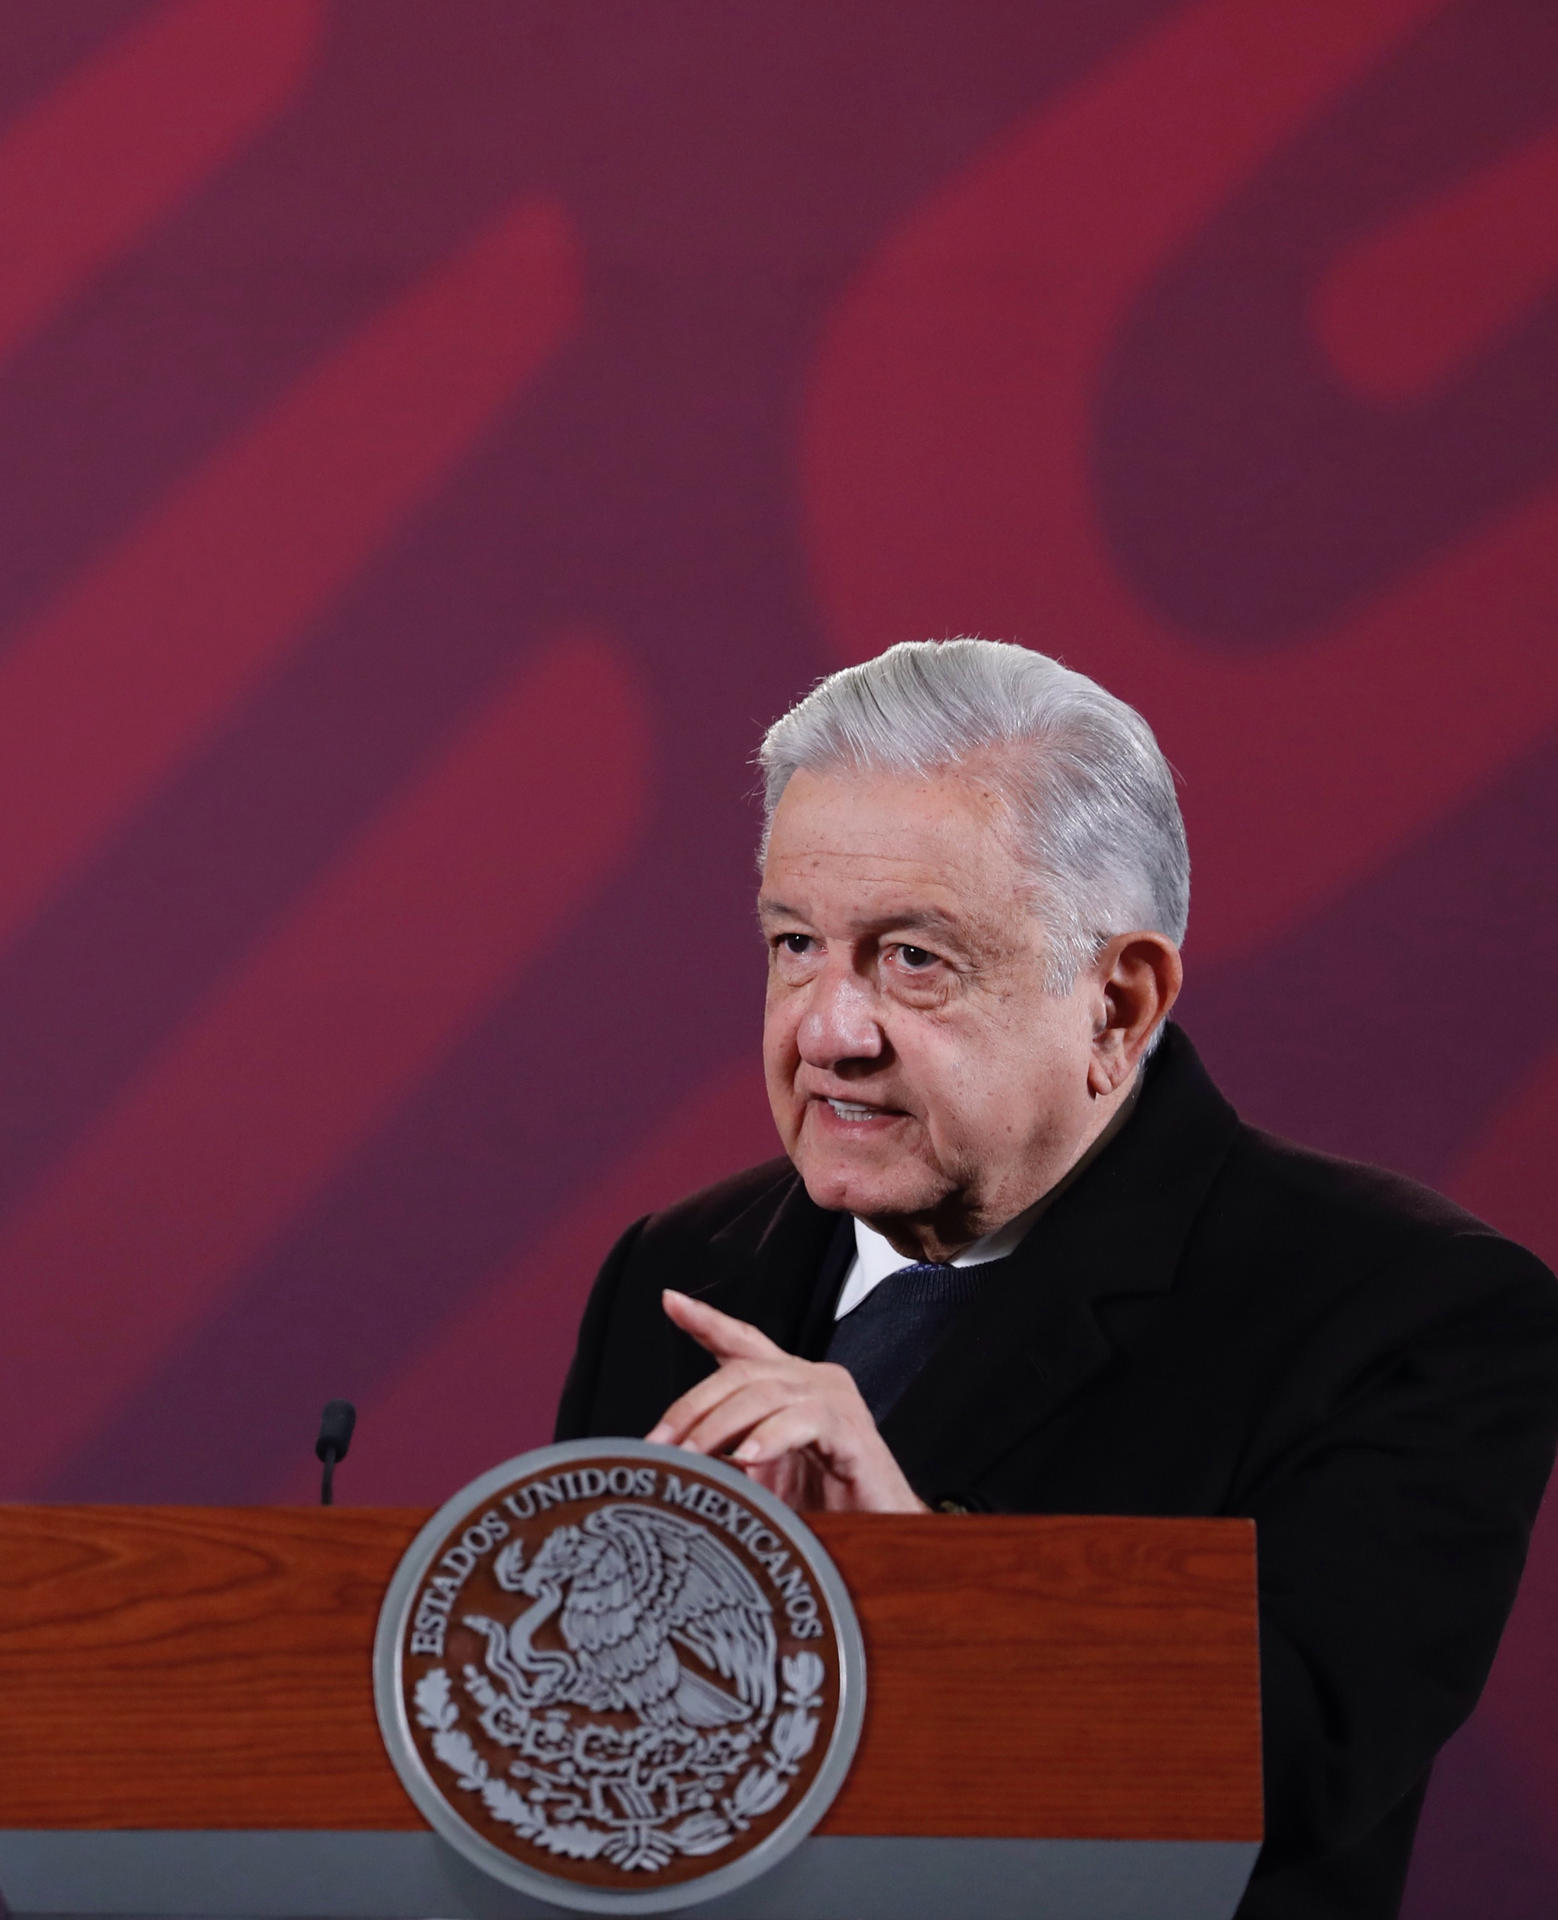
758 638 1188 990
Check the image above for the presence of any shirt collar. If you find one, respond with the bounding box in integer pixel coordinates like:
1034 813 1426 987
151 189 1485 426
852 1196 1047 1285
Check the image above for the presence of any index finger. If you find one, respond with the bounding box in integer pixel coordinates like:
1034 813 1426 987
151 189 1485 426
660 1288 785 1363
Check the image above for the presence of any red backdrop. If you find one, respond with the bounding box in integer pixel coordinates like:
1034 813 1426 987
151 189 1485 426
1 4 1554 1909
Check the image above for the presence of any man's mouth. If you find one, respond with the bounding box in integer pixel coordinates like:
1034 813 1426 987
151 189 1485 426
822 1098 894 1122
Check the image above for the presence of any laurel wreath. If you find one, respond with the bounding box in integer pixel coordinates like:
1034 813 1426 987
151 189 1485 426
413 1651 824 1870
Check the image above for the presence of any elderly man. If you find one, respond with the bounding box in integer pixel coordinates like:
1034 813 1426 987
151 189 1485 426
557 638 1558 1918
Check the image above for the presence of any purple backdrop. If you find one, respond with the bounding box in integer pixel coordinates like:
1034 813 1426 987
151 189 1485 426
1 3 1555 1909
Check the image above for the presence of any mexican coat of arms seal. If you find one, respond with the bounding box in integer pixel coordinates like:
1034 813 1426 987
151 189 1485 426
374 1440 865 1912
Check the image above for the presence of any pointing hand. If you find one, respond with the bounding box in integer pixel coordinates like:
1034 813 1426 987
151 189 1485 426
645 1289 927 1514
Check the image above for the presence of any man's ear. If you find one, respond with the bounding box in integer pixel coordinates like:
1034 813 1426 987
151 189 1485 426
1086 932 1183 1096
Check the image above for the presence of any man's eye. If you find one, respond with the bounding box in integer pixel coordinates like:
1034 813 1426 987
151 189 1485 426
896 944 937 970
779 933 813 956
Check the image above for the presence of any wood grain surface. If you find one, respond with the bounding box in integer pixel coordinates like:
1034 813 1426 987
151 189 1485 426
0 1505 1259 1839
811 1512 1261 1840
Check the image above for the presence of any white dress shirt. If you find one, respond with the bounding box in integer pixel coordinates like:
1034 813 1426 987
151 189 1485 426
833 1198 1049 1318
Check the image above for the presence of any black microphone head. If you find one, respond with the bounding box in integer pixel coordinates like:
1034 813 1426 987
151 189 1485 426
315 1399 357 1463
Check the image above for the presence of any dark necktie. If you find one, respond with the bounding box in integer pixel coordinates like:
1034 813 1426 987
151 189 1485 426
824 1262 982 1422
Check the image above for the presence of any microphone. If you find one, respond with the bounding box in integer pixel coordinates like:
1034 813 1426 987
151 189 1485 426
315 1400 356 1507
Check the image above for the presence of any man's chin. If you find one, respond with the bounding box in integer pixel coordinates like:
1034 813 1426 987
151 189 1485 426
792 1151 942 1223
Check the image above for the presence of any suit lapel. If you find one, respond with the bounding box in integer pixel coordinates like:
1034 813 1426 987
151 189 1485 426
882 1026 1241 1497
671 1166 848 1399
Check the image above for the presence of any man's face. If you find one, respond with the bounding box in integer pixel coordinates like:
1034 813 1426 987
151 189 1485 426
759 762 1107 1259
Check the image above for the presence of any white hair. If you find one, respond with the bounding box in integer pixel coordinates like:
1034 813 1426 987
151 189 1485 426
758 638 1188 991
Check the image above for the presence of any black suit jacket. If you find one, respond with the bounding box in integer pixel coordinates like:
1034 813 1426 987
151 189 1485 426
557 1026 1558 1918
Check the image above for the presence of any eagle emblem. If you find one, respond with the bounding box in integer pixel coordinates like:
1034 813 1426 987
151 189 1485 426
378 1446 861 1904
465 1504 778 1733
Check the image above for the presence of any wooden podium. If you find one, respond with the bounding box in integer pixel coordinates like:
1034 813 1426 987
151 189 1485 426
0 1505 1262 1918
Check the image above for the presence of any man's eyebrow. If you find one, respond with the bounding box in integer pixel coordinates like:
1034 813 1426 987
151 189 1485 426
885 908 962 939
756 899 966 941
756 897 806 924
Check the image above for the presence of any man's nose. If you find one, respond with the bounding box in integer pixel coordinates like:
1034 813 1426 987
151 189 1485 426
796 963 884 1069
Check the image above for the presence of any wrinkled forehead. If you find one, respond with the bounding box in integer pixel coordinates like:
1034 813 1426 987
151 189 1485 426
759 763 1039 935
765 759 1023 856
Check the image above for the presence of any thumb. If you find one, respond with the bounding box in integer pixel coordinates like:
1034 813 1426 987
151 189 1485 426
662 1288 785 1362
